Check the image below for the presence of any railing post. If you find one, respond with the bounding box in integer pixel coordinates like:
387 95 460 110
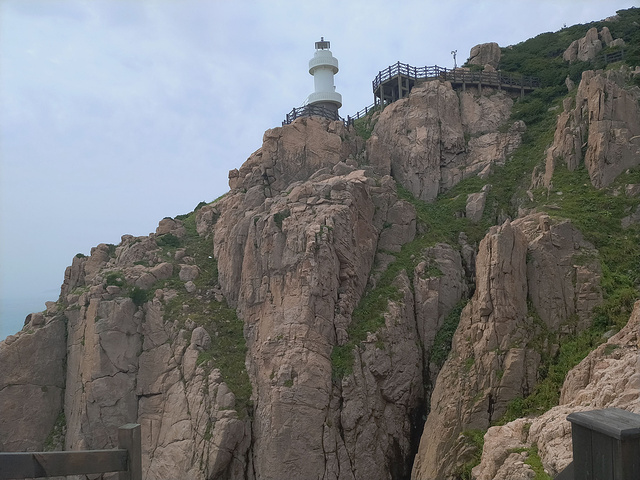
566 408 640 480
118 424 141 480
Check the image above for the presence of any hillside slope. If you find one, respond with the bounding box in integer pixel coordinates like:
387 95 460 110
1 7 640 480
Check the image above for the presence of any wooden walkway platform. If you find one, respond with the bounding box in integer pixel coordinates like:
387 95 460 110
282 62 541 127
373 62 540 104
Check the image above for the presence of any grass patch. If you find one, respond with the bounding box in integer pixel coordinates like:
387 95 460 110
430 301 467 368
547 165 640 329
164 291 251 417
157 207 251 417
129 287 151 307
156 233 182 248
498 317 608 423
43 411 66 451
352 106 381 141
105 271 125 287
524 445 552 480
273 209 290 230
456 429 485 480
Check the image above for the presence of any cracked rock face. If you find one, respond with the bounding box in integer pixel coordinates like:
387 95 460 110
411 213 602 479
473 300 640 480
0 317 66 451
367 81 523 201
3 215 253 479
215 120 424 478
544 67 640 189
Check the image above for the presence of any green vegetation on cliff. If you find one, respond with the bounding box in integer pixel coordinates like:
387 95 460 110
155 205 252 416
334 11 640 475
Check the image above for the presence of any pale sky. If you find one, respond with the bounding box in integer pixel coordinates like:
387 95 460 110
1 0 636 339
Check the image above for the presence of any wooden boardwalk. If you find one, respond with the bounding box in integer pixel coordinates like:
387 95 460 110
373 62 540 104
282 62 540 126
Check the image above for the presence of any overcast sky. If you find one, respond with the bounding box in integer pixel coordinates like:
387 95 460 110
1 0 636 339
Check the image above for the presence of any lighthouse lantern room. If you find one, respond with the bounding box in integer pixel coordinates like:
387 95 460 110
306 37 342 114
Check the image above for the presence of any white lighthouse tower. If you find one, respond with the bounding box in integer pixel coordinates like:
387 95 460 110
306 37 342 115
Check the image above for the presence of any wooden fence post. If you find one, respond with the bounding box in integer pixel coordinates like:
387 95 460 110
118 424 142 480
566 408 640 480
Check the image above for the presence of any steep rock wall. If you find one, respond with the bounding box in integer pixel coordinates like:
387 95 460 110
544 67 640 188
214 113 435 478
367 80 524 201
0 315 66 451
2 218 253 479
411 213 602 479
473 300 640 479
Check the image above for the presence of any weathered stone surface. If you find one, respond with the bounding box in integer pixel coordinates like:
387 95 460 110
468 42 501 68
466 189 488 223
230 116 357 194
460 90 514 135
367 82 522 201
412 214 602 479
544 67 640 188
610 38 626 48
336 271 424 479
367 81 465 200
0 317 66 451
414 243 468 357
563 27 614 63
600 26 614 46
377 199 416 252
156 217 186 238
216 167 398 479
179 264 200 282
473 300 640 479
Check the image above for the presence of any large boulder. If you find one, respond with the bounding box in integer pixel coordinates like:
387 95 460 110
544 67 640 188
468 42 501 69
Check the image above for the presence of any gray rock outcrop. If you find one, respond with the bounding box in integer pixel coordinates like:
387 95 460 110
473 300 640 479
0 317 66 451
563 27 622 63
367 81 523 201
411 213 602 479
544 67 640 188
468 42 501 69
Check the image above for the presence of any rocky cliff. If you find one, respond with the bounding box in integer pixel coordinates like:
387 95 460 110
2 8 640 480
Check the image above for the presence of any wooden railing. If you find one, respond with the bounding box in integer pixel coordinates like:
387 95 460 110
555 409 640 480
0 424 141 480
372 62 541 93
282 104 350 127
282 62 540 128
603 49 625 64
347 103 377 122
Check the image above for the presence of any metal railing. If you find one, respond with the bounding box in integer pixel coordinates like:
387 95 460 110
347 103 377 122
